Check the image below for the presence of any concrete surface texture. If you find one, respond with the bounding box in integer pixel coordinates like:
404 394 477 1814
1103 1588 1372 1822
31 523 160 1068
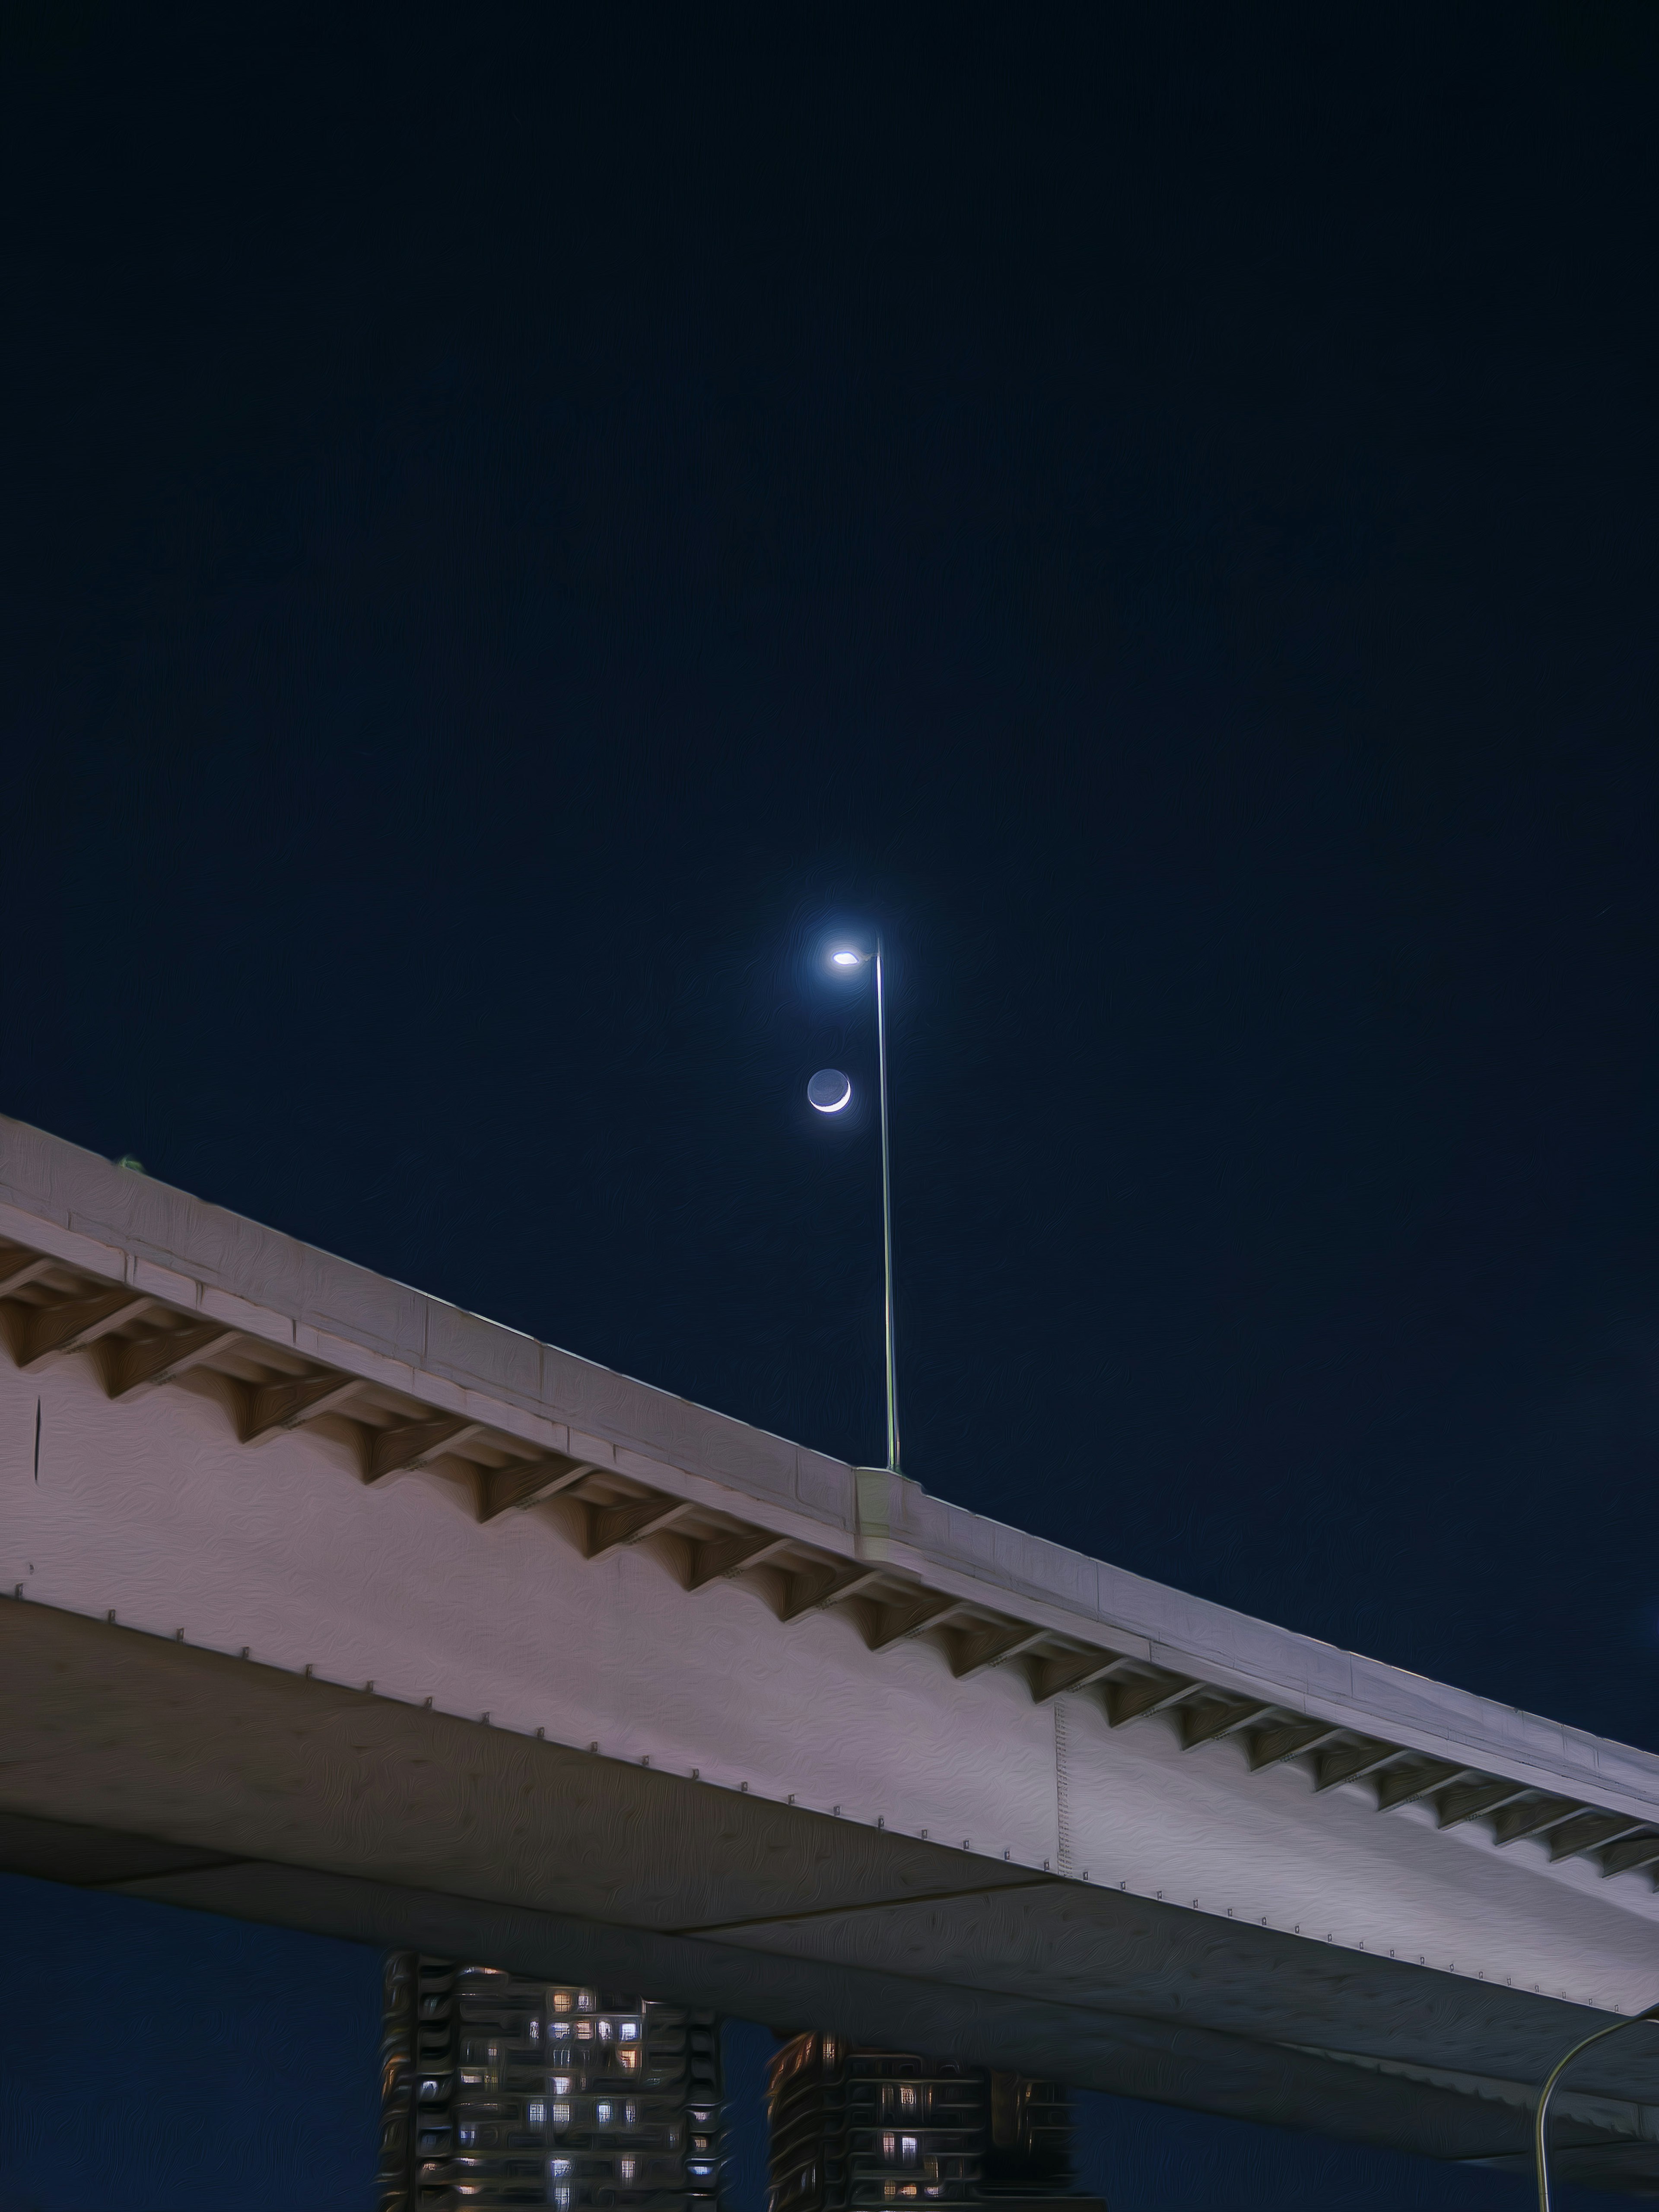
2 1109 1658 2190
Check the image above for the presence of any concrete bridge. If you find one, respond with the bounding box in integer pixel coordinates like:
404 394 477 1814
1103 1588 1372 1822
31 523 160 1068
2 1112 1659 2191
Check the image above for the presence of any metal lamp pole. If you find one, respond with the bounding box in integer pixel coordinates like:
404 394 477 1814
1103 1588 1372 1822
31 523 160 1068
873 934 899 1475
1533 2001 1659 2210
820 936 899 1474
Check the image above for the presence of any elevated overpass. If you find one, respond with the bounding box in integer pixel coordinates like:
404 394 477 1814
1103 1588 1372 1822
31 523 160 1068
2 1112 1658 2190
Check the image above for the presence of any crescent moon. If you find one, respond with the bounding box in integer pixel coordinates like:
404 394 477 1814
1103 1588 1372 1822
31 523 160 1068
810 1073 852 1113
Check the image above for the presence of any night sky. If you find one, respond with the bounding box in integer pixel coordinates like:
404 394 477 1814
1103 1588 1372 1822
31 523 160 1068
2 2 1657 2206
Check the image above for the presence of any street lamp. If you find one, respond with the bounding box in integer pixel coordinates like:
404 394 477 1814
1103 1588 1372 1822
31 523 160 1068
810 935 899 1475
1532 2001 1659 2210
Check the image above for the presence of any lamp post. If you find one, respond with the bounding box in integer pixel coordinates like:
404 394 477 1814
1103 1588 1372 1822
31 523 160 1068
809 935 899 1474
1532 2001 1659 2210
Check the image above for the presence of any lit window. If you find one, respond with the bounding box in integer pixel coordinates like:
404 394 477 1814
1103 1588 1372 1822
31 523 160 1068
576 2021 593 2040
598 2020 614 2042
596 2102 613 2124
617 2047 639 2072
899 2086 916 2112
552 2077 572 2096
420 2081 440 2099
619 2021 639 2042
577 1990 594 2012
528 2103 547 2126
551 2103 572 2129
883 2135 896 2160
553 1991 572 2014
688 2164 714 2180
530 2020 541 2041
554 2190 573 2210
552 2024 572 2040
619 2157 637 2183
550 2158 573 2177
459 2128 476 2147
823 2039 837 2064
901 2138 918 2166
623 2103 637 2126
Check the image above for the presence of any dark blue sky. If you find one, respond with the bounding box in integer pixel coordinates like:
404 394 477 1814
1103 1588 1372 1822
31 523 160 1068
1 2 1656 2205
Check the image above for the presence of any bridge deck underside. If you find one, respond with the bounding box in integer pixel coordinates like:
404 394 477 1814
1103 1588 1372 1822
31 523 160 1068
3 1141 1659 2196
3 1227 1658 1898
2 1602 1658 2194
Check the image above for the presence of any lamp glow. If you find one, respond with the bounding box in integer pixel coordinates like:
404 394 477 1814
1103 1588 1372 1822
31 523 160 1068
832 950 861 967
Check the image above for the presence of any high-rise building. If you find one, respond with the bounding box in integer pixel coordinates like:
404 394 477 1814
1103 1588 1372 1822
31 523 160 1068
765 2034 1101 2212
378 1955 723 2212
980 2073 1074 2200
